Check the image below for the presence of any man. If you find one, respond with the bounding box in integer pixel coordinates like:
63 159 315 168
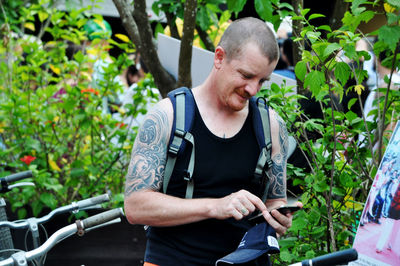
124 17 298 265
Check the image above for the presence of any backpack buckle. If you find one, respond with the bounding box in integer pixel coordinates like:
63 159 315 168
174 128 186 138
183 170 192 181
265 142 273 169
168 129 186 155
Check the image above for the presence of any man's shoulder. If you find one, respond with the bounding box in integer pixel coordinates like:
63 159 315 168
141 98 174 132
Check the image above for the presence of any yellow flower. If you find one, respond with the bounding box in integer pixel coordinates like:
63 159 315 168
354 84 365 95
49 159 61 172
384 3 396 13
24 22 35 32
115 34 130 43
0 121 5 133
49 64 61 75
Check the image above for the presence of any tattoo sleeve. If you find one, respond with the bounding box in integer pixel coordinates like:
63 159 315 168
125 109 169 196
267 112 289 198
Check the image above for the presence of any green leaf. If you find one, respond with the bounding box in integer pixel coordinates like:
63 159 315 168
227 0 246 14
309 225 325 236
332 187 346 196
26 138 42 152
387 13 399 25
309 13 325 20
71 168 85 178
304 70 326 95
317 25 332 32
151 1 160 16
323 43 341 58
38 10 49 22
347 98 358 111
254 0 273 21
197 6 209 31
358 10 375 24
301 8 310 17
219 10 231 24
378 25 400 51
314 180 329 192
388 0 400 8
31 200 44 217
280 250 295 262
40 192 58 209
294 61 307 82
291 15 302 21
290 216 308 231
335 62 351 86
154 23 165 38
18 208 28 219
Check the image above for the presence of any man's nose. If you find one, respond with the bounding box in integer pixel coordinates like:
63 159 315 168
244 80 260 97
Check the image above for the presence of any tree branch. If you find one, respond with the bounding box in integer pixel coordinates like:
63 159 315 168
165 11 180 40
378 43 399 162
112 0 142 49
133 0 176 97
330 0 349 32
195 24 215 52
291 0 306 95
177 0 197 88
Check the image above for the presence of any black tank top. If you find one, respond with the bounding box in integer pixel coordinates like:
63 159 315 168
145 99 262 265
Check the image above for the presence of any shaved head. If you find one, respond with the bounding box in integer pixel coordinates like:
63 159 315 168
218 17 279 63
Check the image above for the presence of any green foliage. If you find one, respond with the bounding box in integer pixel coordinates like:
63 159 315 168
261 0 400 263
0 1 158 217
150 0 291 48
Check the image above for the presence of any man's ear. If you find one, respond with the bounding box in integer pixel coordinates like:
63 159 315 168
214 46 226 69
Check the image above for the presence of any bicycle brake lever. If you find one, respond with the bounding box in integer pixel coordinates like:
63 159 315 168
8 182 35 190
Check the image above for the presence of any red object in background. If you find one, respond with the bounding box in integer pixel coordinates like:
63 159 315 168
20 155 36 166
81 88 99 95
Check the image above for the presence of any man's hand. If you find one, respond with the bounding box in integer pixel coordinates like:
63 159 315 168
212 190 268 220
262 201 303 236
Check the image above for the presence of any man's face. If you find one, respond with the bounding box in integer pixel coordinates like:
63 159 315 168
215 42 277 112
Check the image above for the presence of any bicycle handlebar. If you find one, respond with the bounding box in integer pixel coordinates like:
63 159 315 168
0 193 111 229
1 171 33 193
81 207 123 229
1 171 33 184
289 248 358 266
75 193 110 209
0 208 124 266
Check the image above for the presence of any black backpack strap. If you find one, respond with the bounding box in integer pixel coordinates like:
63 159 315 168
250 97 273 202
164 87 196 198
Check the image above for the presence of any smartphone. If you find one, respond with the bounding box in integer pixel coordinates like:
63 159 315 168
248 205 301 224
274 205 301 215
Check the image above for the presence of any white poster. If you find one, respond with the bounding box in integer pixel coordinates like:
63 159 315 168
351 121 400 266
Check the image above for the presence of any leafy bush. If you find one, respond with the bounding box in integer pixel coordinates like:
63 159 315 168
259 0 400 263
0 1 157 217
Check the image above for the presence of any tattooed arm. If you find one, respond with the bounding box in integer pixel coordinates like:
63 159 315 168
258 109 302 236
266 108 289 202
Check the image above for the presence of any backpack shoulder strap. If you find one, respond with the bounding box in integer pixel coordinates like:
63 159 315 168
164 87 196 198
250 96 273 202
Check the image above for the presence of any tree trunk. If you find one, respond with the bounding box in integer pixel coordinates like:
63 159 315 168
291 0 306 96
113 0 176 97
165 11 180 40
330 0 349 32
177 0 198 88
196 25 215 52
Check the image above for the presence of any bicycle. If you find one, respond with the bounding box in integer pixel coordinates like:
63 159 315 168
0 170 112 262
289 248 358 265
0 192 111 265
0 208 124 266
0 171 34 254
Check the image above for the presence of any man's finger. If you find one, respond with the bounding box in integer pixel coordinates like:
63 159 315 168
262 210 288 236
